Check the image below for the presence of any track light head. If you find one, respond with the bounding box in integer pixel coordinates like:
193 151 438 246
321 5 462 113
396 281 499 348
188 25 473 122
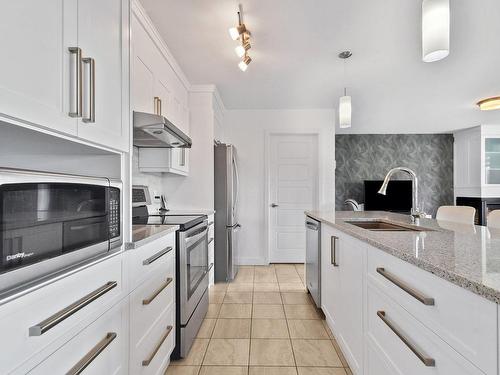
228 24 247 40
235 41 251 57
238 55 252 72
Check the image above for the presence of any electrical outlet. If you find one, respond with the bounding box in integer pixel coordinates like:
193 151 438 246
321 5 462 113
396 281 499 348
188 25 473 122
152 191 161 203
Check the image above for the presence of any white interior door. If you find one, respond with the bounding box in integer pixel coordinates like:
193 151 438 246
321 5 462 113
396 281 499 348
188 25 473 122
269 134 318 263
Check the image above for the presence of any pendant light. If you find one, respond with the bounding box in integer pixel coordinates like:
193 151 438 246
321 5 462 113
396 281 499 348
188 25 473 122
229 5 253 72
422 0 450 62
477 96 500 111
338 51 352 129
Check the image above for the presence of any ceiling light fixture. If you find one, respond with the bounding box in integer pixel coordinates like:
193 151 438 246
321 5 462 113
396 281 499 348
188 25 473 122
422 0 450 62
477 96 500 111
229 5 253 72
338 51 352 129
238 55 252 72
235 41 251 57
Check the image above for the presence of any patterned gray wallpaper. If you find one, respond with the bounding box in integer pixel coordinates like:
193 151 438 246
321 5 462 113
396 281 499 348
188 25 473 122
335 134 454 216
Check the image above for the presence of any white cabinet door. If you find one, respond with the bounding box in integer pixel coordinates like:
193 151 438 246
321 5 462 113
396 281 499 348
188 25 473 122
321 224 341 332
337 234 364 374
76 0 129 151
0 0 78 135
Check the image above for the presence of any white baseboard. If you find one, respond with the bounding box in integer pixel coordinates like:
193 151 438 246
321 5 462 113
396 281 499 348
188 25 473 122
238 257 268 266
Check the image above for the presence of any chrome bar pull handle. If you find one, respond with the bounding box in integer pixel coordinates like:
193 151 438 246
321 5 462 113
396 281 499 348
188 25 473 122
142 278 173 305
376 268 434 305
142 326 173 366
82 57 95 123
66 332 117 375
143 247 172 266
29 281 117 336
331 236 339 267
68 47 82 118
377 311 435 367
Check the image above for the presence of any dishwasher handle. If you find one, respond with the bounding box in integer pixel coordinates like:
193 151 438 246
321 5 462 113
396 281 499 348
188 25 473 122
305 221 320 231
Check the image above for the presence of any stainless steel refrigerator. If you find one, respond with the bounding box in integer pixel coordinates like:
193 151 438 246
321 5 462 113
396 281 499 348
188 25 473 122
214 143 240 281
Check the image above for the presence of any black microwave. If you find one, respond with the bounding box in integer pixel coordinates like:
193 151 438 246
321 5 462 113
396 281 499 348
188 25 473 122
0 169 122 296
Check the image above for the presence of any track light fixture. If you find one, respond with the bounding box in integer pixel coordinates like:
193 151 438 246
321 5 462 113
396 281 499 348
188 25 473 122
229 5 253 71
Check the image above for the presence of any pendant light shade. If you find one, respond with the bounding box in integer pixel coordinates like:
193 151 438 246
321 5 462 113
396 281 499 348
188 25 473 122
422 0 450 62
339 95 352 129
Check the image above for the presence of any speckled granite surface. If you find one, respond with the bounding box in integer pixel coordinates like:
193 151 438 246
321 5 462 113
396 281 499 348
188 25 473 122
126 224 178 249
306 210 500 304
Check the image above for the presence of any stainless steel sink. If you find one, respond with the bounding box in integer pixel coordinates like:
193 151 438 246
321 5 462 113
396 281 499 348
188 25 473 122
345 220 431 232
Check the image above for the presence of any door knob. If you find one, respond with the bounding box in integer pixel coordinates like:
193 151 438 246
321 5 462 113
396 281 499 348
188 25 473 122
271 203 279 208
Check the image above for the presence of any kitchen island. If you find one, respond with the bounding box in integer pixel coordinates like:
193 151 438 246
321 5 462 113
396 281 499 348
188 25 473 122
306 210 500 375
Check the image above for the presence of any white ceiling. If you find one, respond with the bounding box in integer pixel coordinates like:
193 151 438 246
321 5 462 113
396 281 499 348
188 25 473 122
140 0 500 133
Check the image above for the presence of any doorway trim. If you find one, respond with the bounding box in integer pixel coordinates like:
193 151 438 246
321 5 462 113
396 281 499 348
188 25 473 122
264 130 323 264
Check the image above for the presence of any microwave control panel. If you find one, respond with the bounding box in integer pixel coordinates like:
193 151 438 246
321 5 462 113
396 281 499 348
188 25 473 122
109 187 120 239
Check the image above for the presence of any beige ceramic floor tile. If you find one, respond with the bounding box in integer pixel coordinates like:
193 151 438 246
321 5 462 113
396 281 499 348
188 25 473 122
331 338 349 368
254 283 280 292
209 291 225 304
239 265 255 269
287 320 330 339
199 366 248 375
219 304 253 318
322 320 335 339
212 318 251 338
297 368 347 375
279 283 307 292
251 319 289 338
292 339 342 367
197 319 217 338
234 269 254 283
284 305 320 320
277 274 303 284
249 339 295 366
210 282 228 292
228 283 254 292
253 304 285 319
165 365 201 375
254 268 278 283
224 292 253 304
203 338 250 366
344 369 353 375
281 292 312 305
206 304 221 318
249 367 298 375
253 292 282 304
171 338 209 366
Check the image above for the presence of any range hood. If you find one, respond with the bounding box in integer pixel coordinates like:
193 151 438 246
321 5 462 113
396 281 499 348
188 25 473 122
133 111 192 148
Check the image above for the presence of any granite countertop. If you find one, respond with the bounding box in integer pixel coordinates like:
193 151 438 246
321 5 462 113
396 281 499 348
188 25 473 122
306 210 500 304
126 224 178 249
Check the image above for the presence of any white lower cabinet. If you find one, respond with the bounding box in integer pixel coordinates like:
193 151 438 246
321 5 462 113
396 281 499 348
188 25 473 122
29 300 127 375
321 226 364 374
319 220 498 375
366 282 483 375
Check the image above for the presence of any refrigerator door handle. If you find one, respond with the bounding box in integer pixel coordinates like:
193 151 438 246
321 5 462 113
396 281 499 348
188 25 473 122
233 156 240 222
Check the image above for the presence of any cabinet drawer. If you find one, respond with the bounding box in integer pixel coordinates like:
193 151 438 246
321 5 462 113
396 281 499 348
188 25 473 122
0 254 123 374
130 256 175 349
128 233 175 290
367 247 496 374
28 300 126 374
130 304 175 375
366 282 484 375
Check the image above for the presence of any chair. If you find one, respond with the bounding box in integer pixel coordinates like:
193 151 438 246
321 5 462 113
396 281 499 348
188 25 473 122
436 205 475 225
487 210 500 229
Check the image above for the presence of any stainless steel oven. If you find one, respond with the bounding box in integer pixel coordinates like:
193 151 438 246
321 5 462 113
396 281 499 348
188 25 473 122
0 168 122 297
174 219 209 359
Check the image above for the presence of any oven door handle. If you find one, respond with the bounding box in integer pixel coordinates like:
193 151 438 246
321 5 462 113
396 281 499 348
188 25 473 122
185 227 208 245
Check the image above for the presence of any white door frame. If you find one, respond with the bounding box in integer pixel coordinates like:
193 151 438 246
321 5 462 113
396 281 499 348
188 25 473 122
264 130 322 264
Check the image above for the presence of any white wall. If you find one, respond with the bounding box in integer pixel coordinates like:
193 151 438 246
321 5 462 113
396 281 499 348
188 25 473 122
224 109 335 265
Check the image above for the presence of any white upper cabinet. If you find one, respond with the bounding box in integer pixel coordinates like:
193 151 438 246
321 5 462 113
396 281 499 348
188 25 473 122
0 0 129 152
131 3 190 175
76 0 129 151
0 0 78 135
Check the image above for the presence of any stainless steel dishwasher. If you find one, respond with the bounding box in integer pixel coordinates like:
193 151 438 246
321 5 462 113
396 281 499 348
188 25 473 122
305 216 321 307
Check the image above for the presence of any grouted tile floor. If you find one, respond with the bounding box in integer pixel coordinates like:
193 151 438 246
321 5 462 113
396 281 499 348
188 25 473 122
167 264 353 375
